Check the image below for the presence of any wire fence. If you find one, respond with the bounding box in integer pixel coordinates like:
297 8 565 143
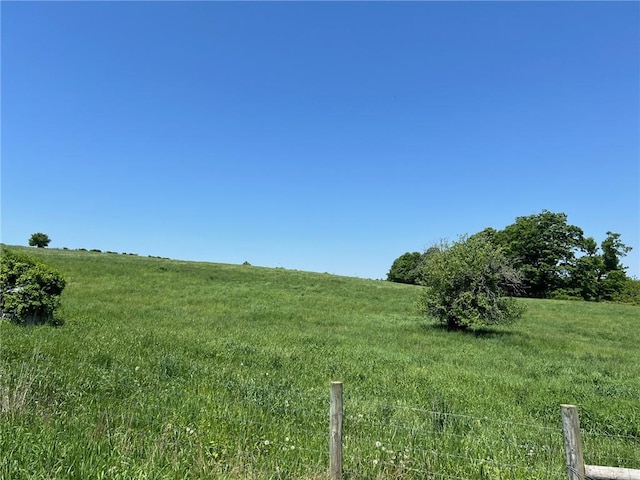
198 382 639 479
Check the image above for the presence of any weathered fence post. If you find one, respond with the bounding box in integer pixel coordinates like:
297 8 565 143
330 381 343 480
562 404 586 480
561 404 640 480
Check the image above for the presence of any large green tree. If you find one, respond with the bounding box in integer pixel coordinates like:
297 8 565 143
597 231 633 301
387 247 441 285
567 237 604 301
600 231 632 273
491 213 632 301
494 211 585 298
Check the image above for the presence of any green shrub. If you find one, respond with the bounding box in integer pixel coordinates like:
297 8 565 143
418 235 526 330
0 248 66 326
549 289 584 301
616 278 640 306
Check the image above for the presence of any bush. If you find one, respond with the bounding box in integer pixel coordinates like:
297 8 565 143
418 235 526 330
615 278 640 306
549 289 584 301
0 248 66 326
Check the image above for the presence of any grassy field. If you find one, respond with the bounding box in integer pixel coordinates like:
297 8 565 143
1 246 638 479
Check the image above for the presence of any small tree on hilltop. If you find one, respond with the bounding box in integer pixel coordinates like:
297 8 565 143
29 233 51 248
418 234 526 330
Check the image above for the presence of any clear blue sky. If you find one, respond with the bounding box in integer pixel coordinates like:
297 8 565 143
2 1 639 279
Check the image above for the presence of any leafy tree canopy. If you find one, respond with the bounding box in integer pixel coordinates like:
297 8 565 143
601 231 632 273
388 247 441 285
493 210 585 298
387 251 422 284
29 232 51 248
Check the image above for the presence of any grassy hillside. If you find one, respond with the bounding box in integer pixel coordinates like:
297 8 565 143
1 246 639 479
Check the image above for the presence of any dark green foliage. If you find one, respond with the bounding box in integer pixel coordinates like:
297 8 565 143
601 231 632 272
418 235 526 330
0 247 66 325
561 232 632 301
488 212 632 302
494 211 585 298
617 278 640 305
28 232 51 248
598 270 628 301
387 252 422 284
568 253 604 301
392 212 633 302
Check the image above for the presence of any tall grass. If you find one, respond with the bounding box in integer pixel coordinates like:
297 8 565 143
1 247 638 478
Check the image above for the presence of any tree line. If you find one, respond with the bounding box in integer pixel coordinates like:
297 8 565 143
388 210 637 304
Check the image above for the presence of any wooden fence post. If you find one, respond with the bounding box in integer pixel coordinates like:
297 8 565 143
330 381 343 480
562 404 586 480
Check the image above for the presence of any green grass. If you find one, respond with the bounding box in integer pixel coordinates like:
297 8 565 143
1 246 639 479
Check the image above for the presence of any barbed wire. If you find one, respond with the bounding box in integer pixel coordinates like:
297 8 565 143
384 404 562 431
582 430 640 441
342 416 564 442
199 392 638 477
